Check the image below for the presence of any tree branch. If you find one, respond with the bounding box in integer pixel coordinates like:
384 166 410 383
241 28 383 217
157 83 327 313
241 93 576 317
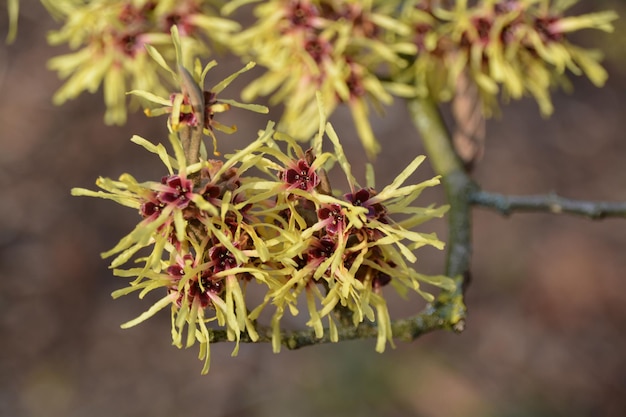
407 96 474 280
407 95 474 331
471 190 626 219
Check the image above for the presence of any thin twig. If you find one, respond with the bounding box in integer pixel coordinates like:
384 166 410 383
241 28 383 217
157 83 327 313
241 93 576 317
471 190 626 219
178 65 205 165
208 302 459 349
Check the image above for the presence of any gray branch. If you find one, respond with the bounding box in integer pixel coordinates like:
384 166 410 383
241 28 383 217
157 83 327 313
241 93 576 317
471 191 626 219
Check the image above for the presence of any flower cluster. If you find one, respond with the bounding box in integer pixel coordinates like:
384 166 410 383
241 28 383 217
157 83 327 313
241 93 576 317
74 131 269 373
37 0 616 154
72 59 452 372
45 0 238 124
394 0 618 116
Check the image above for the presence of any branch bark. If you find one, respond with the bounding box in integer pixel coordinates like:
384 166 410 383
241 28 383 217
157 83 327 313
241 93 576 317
407 96 474 280
209 309 453 349
471 190 626 219
407 95 474 331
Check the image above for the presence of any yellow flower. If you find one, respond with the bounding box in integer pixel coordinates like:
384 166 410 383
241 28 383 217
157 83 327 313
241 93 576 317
228 0 416 159
394 0 617 116
47 0 239 125
6 0 19 43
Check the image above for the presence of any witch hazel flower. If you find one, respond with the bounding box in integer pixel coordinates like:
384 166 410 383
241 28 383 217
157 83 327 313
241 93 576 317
344 188 387 221
46 0 241 125
317 203 347 236
156 174 194 208
166 238 255 371
121 241 240 374
283 158 320 192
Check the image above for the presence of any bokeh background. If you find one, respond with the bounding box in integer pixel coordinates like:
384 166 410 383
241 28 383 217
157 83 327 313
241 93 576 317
1 2 626 416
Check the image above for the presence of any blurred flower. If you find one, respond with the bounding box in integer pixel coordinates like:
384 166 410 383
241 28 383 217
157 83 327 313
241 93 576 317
5 0 19 43
46 0 239 125
227 0 417 159
394 0 618 116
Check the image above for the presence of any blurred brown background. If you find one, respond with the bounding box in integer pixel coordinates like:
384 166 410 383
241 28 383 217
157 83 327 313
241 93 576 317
1 2 625 416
